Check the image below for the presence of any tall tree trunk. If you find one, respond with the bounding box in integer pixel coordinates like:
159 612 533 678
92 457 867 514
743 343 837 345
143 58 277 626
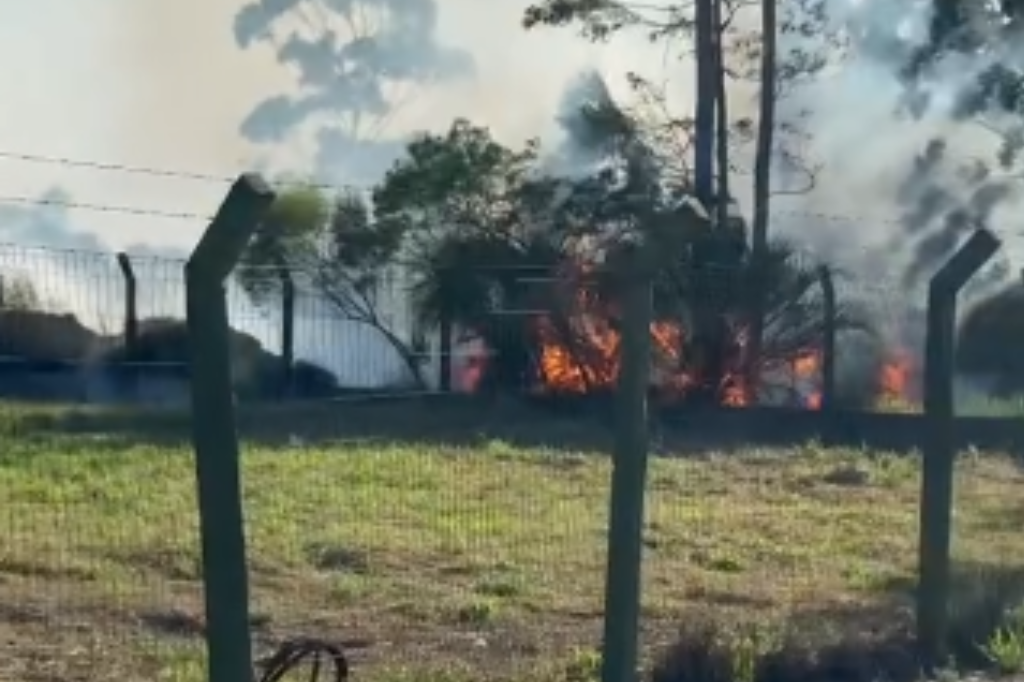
709 0 732 404
686 0 720 407
713 0 730 228
694 0 717 205
746 0 778 396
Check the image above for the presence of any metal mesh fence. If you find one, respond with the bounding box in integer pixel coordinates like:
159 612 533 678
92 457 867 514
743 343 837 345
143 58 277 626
0 244 436 405
1 241 1023 682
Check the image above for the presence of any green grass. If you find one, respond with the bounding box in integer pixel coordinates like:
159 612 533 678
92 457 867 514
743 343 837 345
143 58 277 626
1 403 1024 681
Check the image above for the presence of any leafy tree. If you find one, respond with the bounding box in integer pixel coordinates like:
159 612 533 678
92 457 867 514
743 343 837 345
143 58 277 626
372 119 571 393
374 90 860 403
238 182 423 388
233 0 473 179
523 0 841 388
522 0 831 197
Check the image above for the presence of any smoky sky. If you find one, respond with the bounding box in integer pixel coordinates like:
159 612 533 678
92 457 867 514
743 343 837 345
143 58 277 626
893 138 1013 291
0 188 189 260
233 0 475 183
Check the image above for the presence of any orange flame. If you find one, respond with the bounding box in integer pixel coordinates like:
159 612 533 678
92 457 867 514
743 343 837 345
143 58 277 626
878 351 914 405
455 272 920 411
455 336 489 392
791 350 822 410
880 358 909 397
535 308 750 405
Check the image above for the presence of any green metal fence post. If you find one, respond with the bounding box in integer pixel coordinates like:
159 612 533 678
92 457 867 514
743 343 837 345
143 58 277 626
186 173 276 682
917 227 999 666
600 236 654 682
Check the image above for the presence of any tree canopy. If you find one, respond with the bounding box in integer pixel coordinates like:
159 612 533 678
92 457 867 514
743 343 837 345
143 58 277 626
246 71 866 403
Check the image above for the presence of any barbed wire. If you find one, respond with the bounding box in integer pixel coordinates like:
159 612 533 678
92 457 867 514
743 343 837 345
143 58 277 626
0 149 921 229
0 150 360 193
0 194 210 221
0 188 912 238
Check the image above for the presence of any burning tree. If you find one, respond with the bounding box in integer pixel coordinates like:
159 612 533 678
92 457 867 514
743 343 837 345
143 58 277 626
376 103 868 406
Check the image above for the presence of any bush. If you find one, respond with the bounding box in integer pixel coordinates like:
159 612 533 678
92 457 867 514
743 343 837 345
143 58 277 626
957 286 1024 396
0 308 341 402
0 310 99 363
95 318 339 401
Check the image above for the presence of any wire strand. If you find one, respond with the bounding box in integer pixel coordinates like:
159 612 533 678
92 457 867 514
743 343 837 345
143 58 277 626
0 190 913 235
0 194 210 221
0 149 364 192
0 149 921 227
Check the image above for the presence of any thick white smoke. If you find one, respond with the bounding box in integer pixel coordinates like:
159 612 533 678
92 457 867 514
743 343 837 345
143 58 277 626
2 0 1021 389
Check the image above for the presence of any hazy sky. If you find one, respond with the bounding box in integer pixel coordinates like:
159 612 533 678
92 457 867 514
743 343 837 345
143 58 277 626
5 0 1021 385
0 0 684 253
3 0 1020 272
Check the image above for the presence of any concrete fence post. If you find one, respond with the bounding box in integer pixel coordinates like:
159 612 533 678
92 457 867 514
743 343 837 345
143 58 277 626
917 227 1000 665
186 173 275 682
600 235 654 682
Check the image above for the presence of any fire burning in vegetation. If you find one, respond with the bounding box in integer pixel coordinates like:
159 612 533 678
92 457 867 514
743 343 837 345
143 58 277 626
453 275 919 410
533 314 752 405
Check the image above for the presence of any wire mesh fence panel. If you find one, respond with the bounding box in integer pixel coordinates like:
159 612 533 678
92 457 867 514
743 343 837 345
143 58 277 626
640 447 924 671
829 278 925 412
132 255 186 321
0 244 126 401
948 450 1024 670
238 429 611 680
220 264 434 400
3 232 1023 682
1 432 207 680
0 246 203 680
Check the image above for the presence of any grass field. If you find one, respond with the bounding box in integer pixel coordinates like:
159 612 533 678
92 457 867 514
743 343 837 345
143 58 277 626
2 402 1024 682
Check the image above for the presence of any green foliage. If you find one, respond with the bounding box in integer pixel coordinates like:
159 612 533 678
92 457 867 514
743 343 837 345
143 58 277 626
373 119 544 257
369 87 855 397
239 182 426 387
981 605 1024 673
241 182 406 297
238 182 330 303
